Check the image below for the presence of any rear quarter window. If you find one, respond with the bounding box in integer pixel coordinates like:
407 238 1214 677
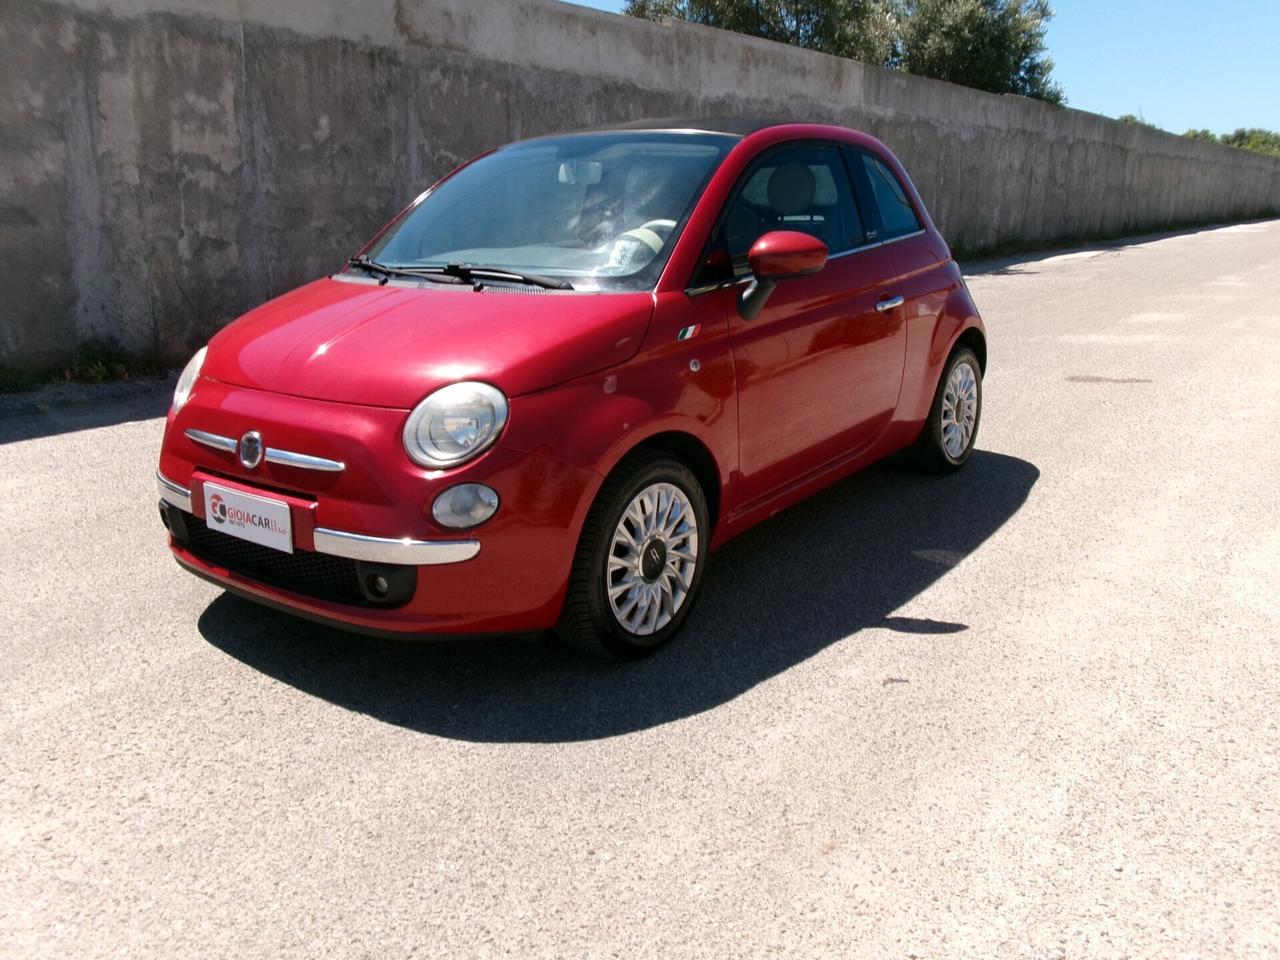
861 154 922 240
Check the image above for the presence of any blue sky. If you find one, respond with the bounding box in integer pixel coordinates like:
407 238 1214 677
564 1 1278 134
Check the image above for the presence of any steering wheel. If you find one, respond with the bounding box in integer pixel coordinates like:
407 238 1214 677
605 220 678 269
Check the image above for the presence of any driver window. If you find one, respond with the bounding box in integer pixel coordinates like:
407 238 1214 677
701 143 864 283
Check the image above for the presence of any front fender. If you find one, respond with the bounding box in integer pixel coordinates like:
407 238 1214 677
500 316 738 545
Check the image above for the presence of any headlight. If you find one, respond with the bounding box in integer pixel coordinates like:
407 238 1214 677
402 381 508 468
172 346 207 413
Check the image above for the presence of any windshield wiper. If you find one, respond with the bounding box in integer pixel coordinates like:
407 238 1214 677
346 256 465 285
426 263 574 291
347 257 570 290
346 255 397 283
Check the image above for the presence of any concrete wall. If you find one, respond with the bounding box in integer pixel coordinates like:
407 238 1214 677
3 0 1279 375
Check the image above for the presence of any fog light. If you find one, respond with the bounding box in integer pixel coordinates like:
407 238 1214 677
432 483 499 529
367 574 390 598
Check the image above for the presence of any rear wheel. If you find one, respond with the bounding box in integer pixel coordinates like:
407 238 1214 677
557 453 709 659
907 347 982 472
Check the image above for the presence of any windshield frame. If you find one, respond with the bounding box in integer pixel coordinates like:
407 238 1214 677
351 131 739 294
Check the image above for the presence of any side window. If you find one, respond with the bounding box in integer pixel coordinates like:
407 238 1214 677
701 143 865 283
860 154 922 240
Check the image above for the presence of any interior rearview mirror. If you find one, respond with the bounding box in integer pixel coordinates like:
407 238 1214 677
558 160 604 186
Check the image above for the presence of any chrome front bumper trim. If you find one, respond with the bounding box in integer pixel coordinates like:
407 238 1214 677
312 528 480 566
263 448 346 473
158 472 476 566
157 471 193 512
184 428 346 473
185 428 237 453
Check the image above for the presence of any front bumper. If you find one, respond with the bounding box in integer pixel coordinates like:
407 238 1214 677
157 472 479 566
157 379 603 636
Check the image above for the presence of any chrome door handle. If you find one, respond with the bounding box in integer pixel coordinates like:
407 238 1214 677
876 296 905 313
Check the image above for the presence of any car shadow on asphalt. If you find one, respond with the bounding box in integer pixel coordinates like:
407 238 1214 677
198 450 1038 743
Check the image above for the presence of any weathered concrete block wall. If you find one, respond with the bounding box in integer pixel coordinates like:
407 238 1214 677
3 0 1279 374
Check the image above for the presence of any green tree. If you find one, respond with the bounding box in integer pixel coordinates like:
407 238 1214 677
623 0 897 65
1219 128 1280 159
894 0 1063 104
624 0 1064 104
1183 128 1218 142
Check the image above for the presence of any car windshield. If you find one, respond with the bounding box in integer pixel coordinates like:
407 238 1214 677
358 132 736 292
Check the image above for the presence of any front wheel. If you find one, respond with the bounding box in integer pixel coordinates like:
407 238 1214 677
906 347 982 472
556 453 709 659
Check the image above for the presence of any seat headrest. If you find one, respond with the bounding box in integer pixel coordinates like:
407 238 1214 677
767 162 816 217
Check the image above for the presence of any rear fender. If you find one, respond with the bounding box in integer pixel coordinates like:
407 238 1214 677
898 279 985 427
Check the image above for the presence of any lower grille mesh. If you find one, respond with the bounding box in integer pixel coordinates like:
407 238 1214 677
184 512 366 605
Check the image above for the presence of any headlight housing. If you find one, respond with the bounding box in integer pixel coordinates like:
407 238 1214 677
402 381 509 469
432 483 500 529
172 346 207 413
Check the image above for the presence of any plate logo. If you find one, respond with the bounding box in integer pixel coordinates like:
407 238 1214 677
201 481 293 553
239 431 263 469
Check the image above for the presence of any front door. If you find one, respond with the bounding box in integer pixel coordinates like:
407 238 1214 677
703 142 908 506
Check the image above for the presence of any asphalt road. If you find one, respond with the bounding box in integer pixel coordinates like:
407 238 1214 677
3 220 1279 958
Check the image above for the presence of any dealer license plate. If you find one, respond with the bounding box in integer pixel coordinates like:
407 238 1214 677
202 481 293 554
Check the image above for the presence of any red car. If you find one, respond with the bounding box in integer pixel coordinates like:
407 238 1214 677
157 119 985 658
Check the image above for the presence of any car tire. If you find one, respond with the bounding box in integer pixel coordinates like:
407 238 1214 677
556 452 710 659
906 346 983 473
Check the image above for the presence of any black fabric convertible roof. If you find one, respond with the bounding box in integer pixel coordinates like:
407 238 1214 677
568 117 787 138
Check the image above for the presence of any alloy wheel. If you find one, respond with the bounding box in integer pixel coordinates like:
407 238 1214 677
606 482 699 636
941 360 979 459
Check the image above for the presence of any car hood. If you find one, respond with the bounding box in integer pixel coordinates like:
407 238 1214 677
202 278 655 408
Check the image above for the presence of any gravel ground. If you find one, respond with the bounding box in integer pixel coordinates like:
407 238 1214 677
2 220 1278 958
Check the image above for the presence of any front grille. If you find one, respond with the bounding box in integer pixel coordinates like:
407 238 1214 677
184 512 367 605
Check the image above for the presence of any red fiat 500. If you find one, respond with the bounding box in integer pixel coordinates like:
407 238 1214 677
157 119 986 658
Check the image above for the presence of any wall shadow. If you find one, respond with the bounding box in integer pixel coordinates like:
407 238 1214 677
199 450 1038 742
960 217 1280 278
0 378 174 443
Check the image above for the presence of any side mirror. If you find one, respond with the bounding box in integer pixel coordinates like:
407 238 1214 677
739 231 829 320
